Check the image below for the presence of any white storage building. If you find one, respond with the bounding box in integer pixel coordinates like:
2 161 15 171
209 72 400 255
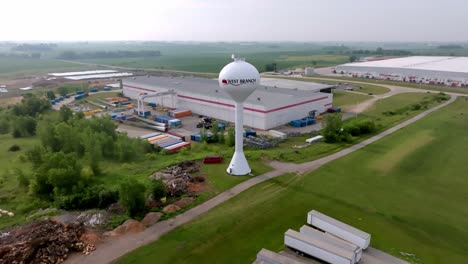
123 76 333 130
337 56 468 85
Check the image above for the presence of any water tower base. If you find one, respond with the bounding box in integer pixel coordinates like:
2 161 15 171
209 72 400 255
226 151 251 176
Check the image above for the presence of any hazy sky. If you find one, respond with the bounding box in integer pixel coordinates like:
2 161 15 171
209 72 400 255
1 0 467 42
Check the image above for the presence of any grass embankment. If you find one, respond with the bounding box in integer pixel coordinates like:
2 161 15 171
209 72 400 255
118 97 468 264
355 92 444 129
249 92 446 164
305 75 468 95
332 90 373 108
266 75 391 95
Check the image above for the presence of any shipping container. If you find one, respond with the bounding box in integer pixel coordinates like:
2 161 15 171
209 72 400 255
254 248 304 264
203 156 223 164
90 88 99 93
103 87 112 91
166 141 191 152
285 229 356 264
307 210 371 250
244 129 257 137
300 225 362 263
148 102 157 107
77 90 85 95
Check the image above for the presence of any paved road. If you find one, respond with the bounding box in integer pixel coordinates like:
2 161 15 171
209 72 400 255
67 94 456 264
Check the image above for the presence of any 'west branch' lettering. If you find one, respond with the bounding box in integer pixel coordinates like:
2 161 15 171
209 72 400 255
226 79 256 85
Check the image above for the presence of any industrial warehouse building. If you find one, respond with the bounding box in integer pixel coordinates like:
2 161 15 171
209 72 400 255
122 76 334 130
337 56 468 86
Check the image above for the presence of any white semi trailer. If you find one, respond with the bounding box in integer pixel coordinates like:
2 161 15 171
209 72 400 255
299 225 362 263
285 229 356 264
307 210 371 249
254 248 305 264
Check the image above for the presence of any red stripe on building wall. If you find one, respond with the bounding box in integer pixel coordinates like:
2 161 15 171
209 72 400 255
324 103 332 107
124 85 329 114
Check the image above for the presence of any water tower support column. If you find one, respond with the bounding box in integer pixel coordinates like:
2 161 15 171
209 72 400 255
227 102 251 175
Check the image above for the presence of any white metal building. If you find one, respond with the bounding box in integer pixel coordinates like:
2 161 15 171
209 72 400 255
337 56 468 85
123 76 334 130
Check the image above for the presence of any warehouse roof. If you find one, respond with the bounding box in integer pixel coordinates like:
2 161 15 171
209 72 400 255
339 56 468 74
260 77 332 91
123 76 333 110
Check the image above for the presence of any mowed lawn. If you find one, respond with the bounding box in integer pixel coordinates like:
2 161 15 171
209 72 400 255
333 90 372 108
117 98 468 264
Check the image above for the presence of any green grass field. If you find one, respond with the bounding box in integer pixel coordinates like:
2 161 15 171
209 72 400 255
332 90 373 108
312 76 468 95
118 97 468 264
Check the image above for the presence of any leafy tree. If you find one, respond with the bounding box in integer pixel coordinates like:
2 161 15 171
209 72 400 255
59 105 73 123
33 152 82 196
349 55 357 62
376 47 384 55
150 179 167 201
11 116 36 137
226 127 235 147
57 86 69 96
46 91 56 100
265 62 277 72
10 94 50 117
322 113 344 143
119 179 146 217
0 117 10 134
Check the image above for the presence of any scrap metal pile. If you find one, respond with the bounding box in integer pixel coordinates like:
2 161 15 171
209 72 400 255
150 160 201 197
0 219 86 263
244 135 284 149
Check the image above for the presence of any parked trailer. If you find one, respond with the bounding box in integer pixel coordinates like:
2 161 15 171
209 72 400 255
139 132 162 140
305 135 324 144
254 248 305 264
268 130 287 139
285 229 356 264
165 141 191 153
307 210 371 250
300 225 362 263
135 116 167 127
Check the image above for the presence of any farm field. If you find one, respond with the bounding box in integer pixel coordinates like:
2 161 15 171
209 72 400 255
117 97 468 264
0 57 94 78
77 53 349 74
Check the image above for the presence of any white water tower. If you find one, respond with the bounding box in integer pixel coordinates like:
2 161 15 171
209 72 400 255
219 55 260 175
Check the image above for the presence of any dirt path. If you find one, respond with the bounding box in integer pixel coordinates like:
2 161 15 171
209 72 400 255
66 94 457 264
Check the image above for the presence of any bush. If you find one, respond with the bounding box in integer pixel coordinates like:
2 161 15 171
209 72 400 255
410 103 422 110
17 169 30 188
8 145 21 152
56 185 118 210
345 124 361 136
119 179 146 217
150 179 167 201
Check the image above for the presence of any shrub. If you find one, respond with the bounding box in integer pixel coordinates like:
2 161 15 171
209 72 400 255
119 179 146 217
150 179 167 201
17 169 30 188
345 124 361 136
9 145 21 152
56 185 118 210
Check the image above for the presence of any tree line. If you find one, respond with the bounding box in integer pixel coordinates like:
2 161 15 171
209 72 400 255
57 50 162 60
